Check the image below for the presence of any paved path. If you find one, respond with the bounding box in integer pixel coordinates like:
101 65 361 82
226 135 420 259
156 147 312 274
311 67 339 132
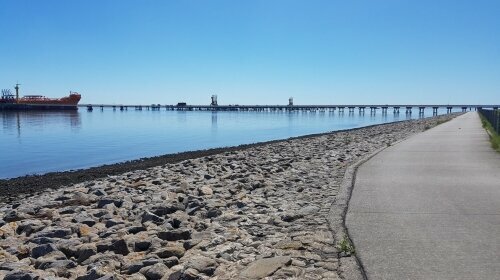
346 112 500 280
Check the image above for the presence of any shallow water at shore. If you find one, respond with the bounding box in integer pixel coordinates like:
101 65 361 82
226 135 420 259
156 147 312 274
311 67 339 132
0 109 458 179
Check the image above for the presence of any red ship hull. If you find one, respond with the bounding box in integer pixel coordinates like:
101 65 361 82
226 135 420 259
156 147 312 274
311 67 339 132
0 92 81 110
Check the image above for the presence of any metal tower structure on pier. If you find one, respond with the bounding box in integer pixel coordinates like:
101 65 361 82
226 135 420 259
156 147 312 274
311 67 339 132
211 95 218 106
15 83 20 102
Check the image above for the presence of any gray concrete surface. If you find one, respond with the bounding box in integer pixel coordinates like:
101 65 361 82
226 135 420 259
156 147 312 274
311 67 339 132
346 112 500 280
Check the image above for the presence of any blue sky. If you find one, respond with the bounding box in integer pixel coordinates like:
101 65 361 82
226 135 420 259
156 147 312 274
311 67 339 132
0 0 499 105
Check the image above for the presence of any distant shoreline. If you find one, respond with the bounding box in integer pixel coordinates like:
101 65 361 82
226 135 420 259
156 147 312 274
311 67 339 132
0 114 461 200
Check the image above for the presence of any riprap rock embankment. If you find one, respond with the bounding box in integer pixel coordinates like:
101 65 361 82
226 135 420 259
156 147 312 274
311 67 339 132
0 115 458 280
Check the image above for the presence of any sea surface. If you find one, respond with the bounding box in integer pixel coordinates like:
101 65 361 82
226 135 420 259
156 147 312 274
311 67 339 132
0 108 457 179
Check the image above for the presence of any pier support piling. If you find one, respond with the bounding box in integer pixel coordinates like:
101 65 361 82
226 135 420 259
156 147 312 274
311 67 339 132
433 107 438 116
419 107 425 115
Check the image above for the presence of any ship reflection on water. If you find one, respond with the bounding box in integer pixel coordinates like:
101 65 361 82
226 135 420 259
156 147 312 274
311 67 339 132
1 110 81 137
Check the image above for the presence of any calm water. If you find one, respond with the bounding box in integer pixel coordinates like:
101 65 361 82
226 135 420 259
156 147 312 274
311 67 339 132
0 109 455 179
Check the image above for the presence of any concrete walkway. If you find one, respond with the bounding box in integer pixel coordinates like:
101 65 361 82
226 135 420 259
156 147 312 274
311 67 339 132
346 112 500 280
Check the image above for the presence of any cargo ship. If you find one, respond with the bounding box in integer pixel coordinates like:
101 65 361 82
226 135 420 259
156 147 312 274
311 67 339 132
0 84 81 110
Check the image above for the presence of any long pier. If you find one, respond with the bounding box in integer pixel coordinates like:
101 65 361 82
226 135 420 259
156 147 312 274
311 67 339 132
80 104 499 115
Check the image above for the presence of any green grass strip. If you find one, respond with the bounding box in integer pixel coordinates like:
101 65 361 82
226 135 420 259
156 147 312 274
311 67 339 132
479 112 500 152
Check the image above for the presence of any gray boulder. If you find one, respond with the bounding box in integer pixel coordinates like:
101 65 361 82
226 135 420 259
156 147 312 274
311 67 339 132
141 211 164 225
32 227 72 239
139 263 171 280
157 229 191 241
156 245 185 258
240 256 292 279
77 244 97 263
4 271 40 280
111 239 130 255
31 244 58 259
97 198 123 208
185 256 218 276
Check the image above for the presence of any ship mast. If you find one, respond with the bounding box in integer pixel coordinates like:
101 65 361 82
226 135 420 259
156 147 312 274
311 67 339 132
15 83 20 103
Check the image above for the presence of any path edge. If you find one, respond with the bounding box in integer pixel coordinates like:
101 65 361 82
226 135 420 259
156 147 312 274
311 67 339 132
327 113 461 279
327 139 406 280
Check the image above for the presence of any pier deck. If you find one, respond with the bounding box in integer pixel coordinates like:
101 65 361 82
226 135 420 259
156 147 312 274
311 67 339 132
79 104 499 113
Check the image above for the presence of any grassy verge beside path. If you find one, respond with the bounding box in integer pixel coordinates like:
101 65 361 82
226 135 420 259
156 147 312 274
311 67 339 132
479 112 500 152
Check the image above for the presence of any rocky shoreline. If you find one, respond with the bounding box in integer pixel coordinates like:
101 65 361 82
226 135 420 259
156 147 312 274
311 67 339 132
0 120 434 200
0 114 459 280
